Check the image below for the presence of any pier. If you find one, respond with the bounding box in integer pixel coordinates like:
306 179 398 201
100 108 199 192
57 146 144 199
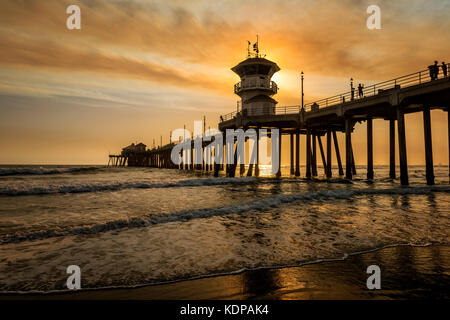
109 57 450 186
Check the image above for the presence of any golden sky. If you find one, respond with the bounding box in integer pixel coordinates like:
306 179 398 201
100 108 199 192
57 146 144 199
0 0 449 165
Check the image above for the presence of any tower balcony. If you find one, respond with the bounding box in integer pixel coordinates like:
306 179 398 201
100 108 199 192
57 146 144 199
234 80 278 95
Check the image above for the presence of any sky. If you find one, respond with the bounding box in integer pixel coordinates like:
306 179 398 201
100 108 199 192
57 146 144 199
0 0 449 165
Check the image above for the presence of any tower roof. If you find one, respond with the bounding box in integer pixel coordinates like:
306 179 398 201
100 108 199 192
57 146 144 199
244 95 278 104
231 57 280 78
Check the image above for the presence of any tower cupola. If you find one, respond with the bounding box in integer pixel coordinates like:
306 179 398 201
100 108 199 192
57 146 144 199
231 40 280 116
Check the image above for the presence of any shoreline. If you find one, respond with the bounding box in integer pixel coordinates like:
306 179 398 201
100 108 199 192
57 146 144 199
2 244 449 300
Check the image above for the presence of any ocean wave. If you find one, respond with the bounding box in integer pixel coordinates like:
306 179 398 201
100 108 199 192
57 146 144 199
0 177 258 196
2 185 449 244
0 166 101 176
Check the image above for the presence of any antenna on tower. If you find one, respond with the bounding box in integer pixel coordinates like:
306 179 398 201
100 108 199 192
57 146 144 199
253 35 259 57
247 35 266 58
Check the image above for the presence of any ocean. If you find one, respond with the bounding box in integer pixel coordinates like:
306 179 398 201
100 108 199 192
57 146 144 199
0 164 449 293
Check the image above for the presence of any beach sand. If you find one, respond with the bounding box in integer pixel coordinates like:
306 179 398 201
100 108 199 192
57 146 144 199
1 245 449 300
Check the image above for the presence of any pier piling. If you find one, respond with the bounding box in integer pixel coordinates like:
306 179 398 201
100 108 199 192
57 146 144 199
397 109 409 185
290 134 294 175
345 118 353 180
306 129 312 179
255 128 260 177
423 106 434 185
295 129 300 177
276 129 282 178
367 117 374 180
326 129 332 178
312 134 318 176
389 119 396 179
332 130 344 176
317 135 327 176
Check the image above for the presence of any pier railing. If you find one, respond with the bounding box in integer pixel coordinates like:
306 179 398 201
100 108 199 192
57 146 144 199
220 63 449 122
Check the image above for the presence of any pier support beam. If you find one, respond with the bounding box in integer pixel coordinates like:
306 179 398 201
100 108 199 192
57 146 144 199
247 157 254 177
205 146 210 172
317 135 327 175
423 106 434 185
345 118 353 180
333 130 344 175
222 142 225 172
255 128 260 177
326 129 332 178
239 138 245 176
214 162 220 177
225 135 229 176
351 146 357 175
239 163 245 176
306 129 312 179
312 134 318 176
389 119 396 179
295 129 300 177
229 141 238 178
397 109 409 185
290 134 294 175
367 117 374 180
276 129 282 178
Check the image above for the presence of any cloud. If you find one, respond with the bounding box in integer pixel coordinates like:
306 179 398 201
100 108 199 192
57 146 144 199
0 31 233 95
1 0 449 83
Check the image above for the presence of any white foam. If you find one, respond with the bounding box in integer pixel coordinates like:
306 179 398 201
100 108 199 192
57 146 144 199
2 185 448 244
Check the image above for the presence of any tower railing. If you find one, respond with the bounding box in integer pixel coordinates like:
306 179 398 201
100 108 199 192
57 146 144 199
220 63 449 122
234 80 278 94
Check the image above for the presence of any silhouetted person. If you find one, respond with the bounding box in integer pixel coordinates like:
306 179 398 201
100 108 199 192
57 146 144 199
428 64 434 80
351 87 355 101
429 61 439 80
433 61 440 79
220 115 224 122
358 83 364 98
342 96 346 103
442 61 448 77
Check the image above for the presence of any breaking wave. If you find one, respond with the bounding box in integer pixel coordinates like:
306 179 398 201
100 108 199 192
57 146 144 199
0 166 101 176
0 177 258 196
2 185 449 244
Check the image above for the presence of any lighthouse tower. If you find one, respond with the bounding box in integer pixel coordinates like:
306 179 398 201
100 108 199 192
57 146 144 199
231 40 280 116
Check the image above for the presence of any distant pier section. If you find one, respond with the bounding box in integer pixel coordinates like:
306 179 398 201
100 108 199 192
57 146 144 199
108 142 176 168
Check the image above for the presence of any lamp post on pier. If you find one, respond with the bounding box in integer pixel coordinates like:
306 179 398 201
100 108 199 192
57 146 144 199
301 71 304 109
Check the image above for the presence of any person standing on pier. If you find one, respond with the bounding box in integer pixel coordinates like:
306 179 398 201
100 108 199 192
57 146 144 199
358 83 364 98
428 64 435 80
434 61 440 79
442 61 448 77
429 61 439 80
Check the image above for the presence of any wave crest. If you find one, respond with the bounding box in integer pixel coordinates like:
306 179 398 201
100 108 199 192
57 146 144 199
0 177 257 196
1 185 448 244
0 167 100 176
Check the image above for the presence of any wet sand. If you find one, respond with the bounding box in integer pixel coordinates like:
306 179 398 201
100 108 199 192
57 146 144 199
1 245 449 300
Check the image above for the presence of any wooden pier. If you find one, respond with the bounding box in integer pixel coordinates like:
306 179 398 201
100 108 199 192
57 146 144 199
109 62 450 186
217 63 450 185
